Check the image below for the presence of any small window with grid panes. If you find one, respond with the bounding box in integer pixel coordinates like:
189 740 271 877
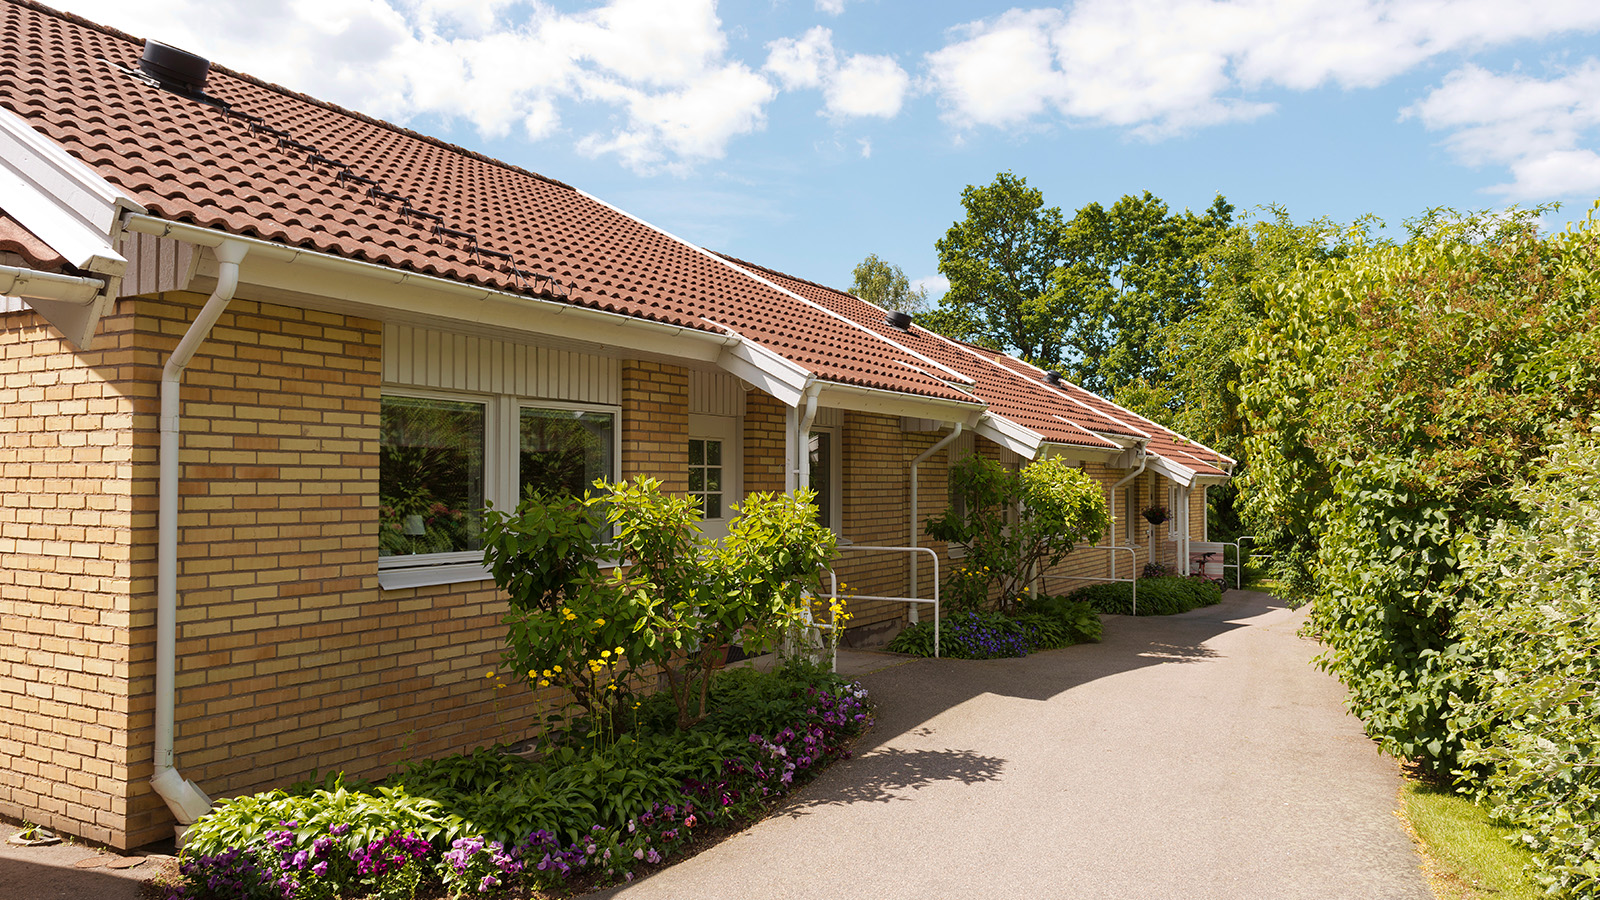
688 438 723 519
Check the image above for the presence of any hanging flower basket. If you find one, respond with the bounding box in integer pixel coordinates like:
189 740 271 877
1141 505 1170 525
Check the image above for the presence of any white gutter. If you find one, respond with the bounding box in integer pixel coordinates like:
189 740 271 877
908 422 963 624
151 240 249 839
0 264 103 303
1107 443 1148 580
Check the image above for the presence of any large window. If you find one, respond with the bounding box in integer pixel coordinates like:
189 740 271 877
378 392 618 587
379 396 486 558
521 407 615 498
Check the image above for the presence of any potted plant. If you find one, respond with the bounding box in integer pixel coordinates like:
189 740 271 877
1141 505 1169 526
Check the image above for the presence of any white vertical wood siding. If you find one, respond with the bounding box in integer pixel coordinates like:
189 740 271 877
688 369 743 417
382 323 620 403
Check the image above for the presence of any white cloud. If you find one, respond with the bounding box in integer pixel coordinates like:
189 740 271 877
816 0 846 15
926 0 1600 137
764 27 910 119
58 0 778 173
825 54 909 118
858 138 872 158
1404 62 1600 200
913 275 950 297
765 26 834 91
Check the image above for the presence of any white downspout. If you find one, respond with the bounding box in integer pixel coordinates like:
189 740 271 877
792 380 821 494
151 240 247 839
908 423 962 624
1107 444 1147 580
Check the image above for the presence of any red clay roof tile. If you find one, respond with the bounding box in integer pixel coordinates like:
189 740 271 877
0 0 978 404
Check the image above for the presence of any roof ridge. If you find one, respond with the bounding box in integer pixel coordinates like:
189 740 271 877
12 0 576 194
711 252 978 389
716 252 852 300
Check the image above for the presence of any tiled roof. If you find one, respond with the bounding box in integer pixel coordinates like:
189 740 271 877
723 254 1234 476
724 255 1131 450
974 347 1235 477
0 209 66 269
0 0 976 404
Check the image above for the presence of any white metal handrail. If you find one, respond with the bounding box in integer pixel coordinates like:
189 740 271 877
821 544 941 666
1041 544 1139 614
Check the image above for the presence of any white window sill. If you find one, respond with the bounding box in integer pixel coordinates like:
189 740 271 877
378 561 494 591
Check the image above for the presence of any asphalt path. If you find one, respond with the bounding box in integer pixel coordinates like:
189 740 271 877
589 589 1431 900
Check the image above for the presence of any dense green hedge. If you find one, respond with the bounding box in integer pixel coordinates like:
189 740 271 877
1457 430 1600 897
1065 575 1221 616
1238 209 1600 771
1236 207 1600 896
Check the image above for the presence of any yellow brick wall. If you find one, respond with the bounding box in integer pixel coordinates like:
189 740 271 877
832 413 916 637
0 306 140 848
742 392 787 496
621 361 688 495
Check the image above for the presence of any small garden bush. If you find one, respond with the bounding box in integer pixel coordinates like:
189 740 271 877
885 598 1102 659
1066 575 1221 616
164 663 872 899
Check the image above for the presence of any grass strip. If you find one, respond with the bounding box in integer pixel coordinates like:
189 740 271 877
1400 776 1539 900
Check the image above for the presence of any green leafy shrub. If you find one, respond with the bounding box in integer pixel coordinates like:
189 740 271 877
483 480 835 733
927 454 1108 612
1065 576 1221 616
1237 207 1600 771
1456 429 1600 898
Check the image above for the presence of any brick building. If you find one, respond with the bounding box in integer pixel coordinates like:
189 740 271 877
0 0 1231 850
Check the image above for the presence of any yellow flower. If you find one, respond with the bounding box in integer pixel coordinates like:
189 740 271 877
530 669 539 678
594 618 606 626
483 670 494 679
541 669 552 678
601 650 611 659
614 646 624 654
552 665 562 674
537 678 550 687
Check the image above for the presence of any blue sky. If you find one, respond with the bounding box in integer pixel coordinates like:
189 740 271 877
60 0 1600 299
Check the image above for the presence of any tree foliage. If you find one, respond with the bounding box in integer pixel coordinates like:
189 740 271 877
849 253 928 314
1050 191 1235 395
929 171 1065 361
1236 206 1600 772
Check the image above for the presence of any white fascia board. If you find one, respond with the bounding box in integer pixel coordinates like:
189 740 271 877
815 380 986 422
1147 452 1201 488
125 215 742 364
975 412 1043 459
714 331 811 407
1038 441 1121 465
0 107 143 275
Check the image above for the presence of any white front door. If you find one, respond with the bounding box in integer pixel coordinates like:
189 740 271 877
688 414 741 540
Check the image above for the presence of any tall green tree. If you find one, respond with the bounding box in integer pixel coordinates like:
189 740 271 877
1050 192 1234 395
928 172 1066 361
849 253 928 313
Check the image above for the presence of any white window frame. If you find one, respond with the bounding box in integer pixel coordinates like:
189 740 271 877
688 413 741 541
377 388 621 590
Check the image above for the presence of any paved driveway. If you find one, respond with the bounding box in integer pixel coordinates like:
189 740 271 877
590 590 1431 900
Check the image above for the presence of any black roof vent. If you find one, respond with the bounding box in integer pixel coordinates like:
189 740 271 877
885 309 913 331
140 40 210 94
1044 371 1062 386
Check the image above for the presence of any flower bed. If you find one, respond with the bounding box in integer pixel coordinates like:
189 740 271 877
884 596 1103 659
161 664 871 899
